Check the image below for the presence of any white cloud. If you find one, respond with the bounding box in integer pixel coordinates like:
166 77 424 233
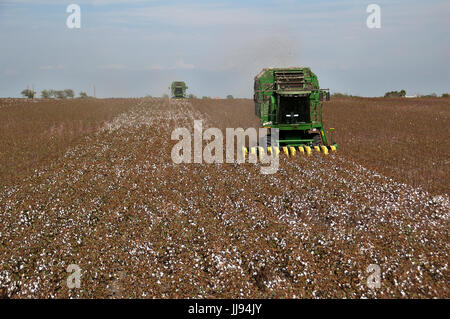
40 64 64 70
145 64 165 71
144 59 195 71
106 1 363 29
172 59 195 70
4 69 18 76
97 64 127 70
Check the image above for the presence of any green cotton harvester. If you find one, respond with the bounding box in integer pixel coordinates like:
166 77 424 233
170 81 188 99
246 67 337 157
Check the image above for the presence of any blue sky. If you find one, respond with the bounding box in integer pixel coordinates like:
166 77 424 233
0 0 449 97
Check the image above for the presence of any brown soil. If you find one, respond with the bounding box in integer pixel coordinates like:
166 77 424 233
0 97 448 298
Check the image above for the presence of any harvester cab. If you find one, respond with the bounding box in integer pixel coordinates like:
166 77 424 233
250 67 337 157
170 81 188 99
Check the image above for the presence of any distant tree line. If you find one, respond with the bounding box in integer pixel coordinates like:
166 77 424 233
331 93 361 98
22 87 448 100
384 90 406 97
21 88 91 99
41 89 75 99
158 94 235 99
331 91 448 98
20 89 36 99
384 91 448 98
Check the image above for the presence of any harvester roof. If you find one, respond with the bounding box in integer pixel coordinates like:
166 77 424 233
255 67 312 79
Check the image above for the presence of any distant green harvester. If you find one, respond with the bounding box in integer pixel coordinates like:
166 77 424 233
170 81 188 99
253 67 337 156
